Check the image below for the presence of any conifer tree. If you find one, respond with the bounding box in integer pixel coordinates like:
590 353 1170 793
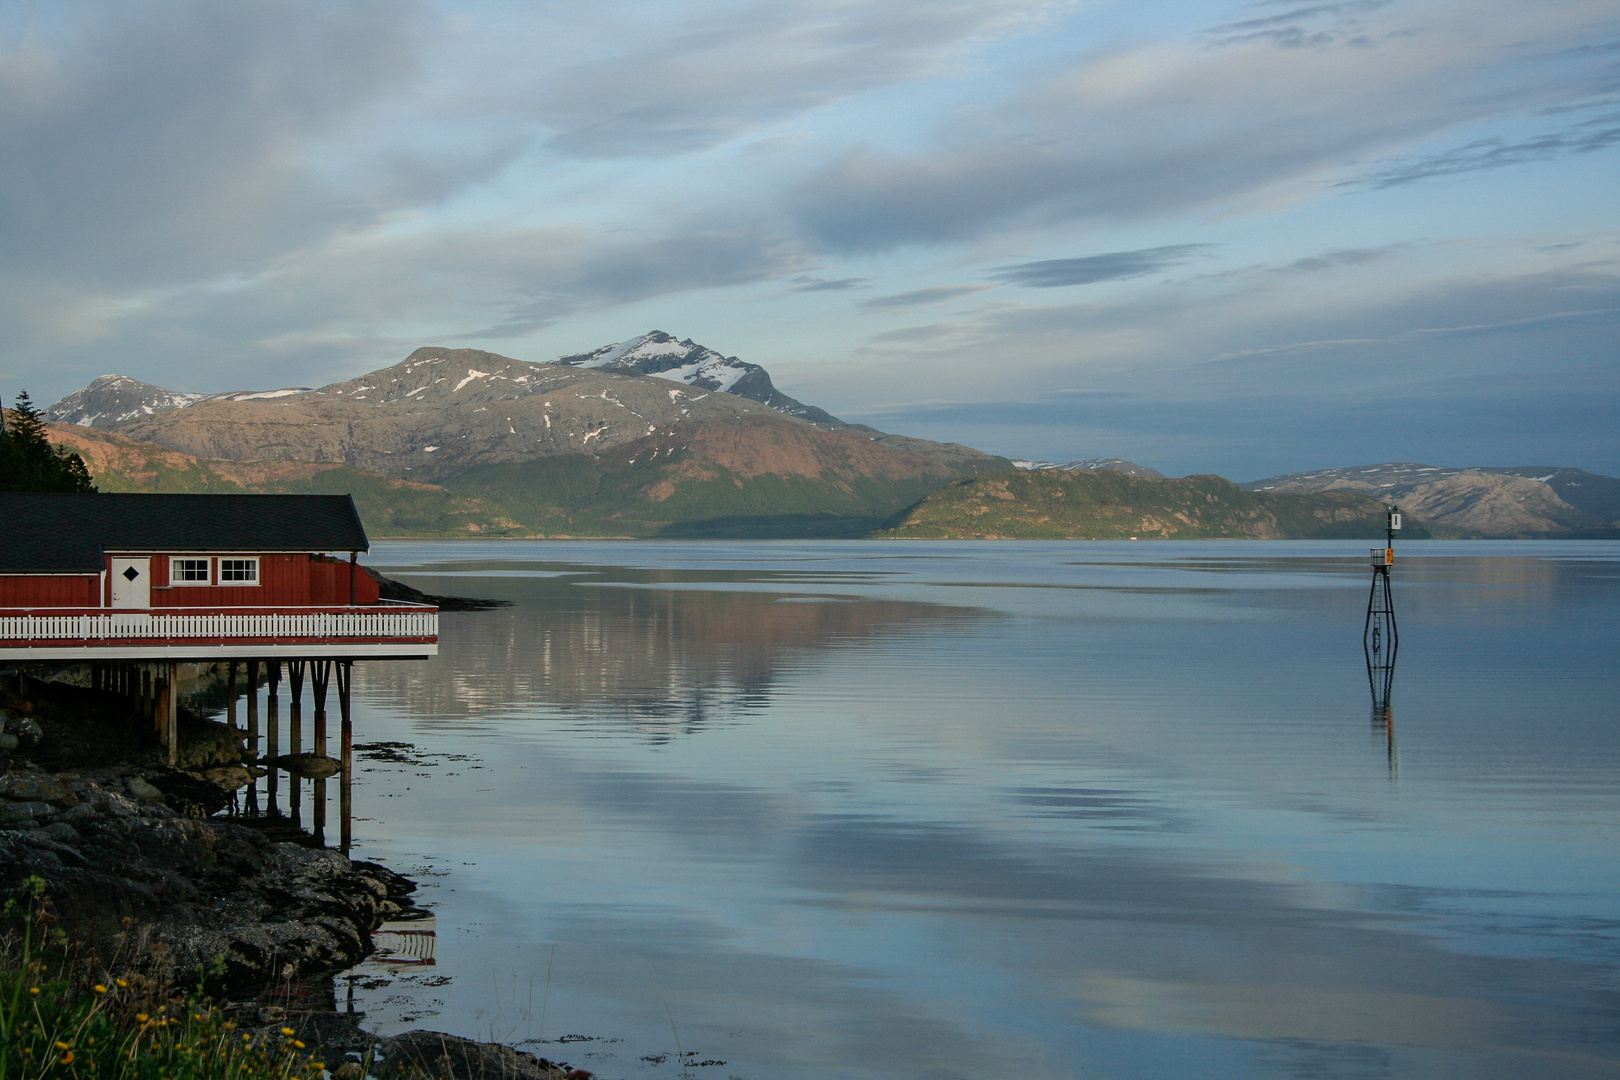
0 390 97 492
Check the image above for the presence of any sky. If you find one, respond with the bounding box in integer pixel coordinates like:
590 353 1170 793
0 0 1616 480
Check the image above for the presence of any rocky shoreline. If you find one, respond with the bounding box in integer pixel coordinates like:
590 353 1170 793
0 671 583 1080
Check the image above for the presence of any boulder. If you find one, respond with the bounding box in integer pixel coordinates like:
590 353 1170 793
2 712 43 748
375 1031 570 1080
0 772 79 807
195 766 254 790
125 776 166 804
265 753 342 779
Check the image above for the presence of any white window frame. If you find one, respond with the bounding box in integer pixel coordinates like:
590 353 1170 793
169 556 213 586
218 557 261 586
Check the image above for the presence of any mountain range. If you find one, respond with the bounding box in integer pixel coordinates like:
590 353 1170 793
36 334 1620 539
41 334 1009 537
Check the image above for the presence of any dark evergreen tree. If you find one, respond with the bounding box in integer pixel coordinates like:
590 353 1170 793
0 390 97 492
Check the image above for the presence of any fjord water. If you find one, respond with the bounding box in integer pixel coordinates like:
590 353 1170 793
342 541 1620 1080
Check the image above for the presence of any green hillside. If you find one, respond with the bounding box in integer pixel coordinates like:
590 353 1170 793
443 450 952 538
873 469 1427 540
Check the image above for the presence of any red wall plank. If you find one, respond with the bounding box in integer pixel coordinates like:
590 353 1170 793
0 575 101 607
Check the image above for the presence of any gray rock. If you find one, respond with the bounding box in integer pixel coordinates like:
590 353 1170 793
0 773 79 807
376 1031 569 1080
0 733 17 753
3 714 43 748
126 776 166 804
34 822 78 844
0 800 52 826
265 753 342 780
196 766 253 790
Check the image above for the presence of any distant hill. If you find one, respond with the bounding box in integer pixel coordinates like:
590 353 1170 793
874 469 1416 540
1243 463 1620 538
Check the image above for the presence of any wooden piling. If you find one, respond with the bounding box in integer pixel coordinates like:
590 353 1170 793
245 660 260 758
288 661 306 825
267 661 281 813
163 663 178 766
311 661 331 844
338 661 353 854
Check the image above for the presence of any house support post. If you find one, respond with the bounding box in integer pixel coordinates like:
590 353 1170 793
140 668 152 729
266 661 281 813
244 661 260 757
226 661 238 730
163 663 178 767
244 661 261 814
337 661 353 854
311 660 331 845
288 661 306 825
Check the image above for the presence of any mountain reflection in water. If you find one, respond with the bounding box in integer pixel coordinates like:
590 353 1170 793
355 559 987 740
337 541 1620 1080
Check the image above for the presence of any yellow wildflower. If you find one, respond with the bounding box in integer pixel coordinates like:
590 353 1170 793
55 1041 72 1050
282 1027 296 1037
59 1051 75 1064
116 978 129 988
28 987 39 996
293 1039 306 1049
94 984 108 993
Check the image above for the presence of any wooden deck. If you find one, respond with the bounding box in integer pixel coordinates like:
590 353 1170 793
0 601 437 659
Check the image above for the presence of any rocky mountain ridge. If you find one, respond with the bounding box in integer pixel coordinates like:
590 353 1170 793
46 330 842 429
553 330 845 427
44 374 312 427
877 469 1411 540
1243 463 1620 537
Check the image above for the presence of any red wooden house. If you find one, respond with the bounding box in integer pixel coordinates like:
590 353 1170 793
0 493 435 661
0 493 435 828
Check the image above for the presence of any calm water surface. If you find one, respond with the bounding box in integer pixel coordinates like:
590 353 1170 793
331 540 1619 1080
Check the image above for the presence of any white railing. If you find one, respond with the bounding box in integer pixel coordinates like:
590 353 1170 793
0 605 436 643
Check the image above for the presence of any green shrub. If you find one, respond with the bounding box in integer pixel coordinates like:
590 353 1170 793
0 878 322 1080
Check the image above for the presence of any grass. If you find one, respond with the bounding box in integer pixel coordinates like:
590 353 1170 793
0 878 326 1080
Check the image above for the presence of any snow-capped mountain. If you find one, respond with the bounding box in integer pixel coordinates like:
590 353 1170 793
43 375 210 427
551 331 845 427
1012 458 1165 478
44 375 311 427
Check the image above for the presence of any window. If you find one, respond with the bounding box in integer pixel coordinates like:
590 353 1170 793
171 557 211 584
219 558 259 584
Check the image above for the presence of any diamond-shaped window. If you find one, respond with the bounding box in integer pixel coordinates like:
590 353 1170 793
122 566 141 581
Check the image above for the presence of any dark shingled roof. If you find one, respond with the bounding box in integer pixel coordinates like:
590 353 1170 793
0 494 369 574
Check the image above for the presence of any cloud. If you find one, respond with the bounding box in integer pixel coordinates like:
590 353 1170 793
1 221 807 394
1350 112 1620 187
790 2 1620 251
528 0 1059 157
790 275 871 292
0 0 441 289
1203 0 1397 48
859 285 996 310
1273 245 1405 273
991 246 1213 287
812 258 1620 475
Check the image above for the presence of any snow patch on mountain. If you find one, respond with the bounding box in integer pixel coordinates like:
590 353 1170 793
551 331 846 427
1013 458 1166 478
